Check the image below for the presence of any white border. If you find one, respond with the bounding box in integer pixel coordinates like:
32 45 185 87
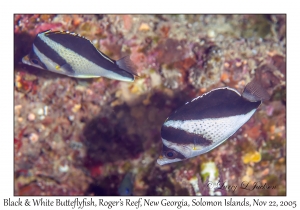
1 1 297 210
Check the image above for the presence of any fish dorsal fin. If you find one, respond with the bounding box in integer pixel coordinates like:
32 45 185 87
43 30 91 41
116 56 138 76
242 78 270 102
38 29 52 35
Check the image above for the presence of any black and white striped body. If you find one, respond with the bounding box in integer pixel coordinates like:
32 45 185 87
157 87 262 165
22 30 136 82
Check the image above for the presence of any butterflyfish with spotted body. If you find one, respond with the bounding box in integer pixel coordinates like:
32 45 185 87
157 78 270 165
22 30 137 82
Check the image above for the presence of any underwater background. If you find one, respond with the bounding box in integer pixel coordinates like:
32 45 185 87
14 14 286 196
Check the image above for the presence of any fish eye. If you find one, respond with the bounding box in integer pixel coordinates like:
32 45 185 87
164 150 178 159
31 59 39 65
167 152 173 157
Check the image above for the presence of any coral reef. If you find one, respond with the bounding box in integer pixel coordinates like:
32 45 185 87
14 14 286 195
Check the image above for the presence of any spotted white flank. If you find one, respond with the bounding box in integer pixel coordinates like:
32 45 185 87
164 109 256 143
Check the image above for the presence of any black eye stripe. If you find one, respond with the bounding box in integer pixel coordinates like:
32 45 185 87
164 149 178 159
167 152 174 157
31 59 39 64
162 144 186 160
29 56 47 70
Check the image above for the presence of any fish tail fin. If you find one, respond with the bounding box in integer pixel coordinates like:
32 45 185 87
116 56 138 76
242 77 270 102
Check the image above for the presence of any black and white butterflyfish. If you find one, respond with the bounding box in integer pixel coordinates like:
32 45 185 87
157 78 270 165
22 30 137 82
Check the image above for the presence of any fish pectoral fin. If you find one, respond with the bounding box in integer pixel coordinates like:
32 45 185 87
192 145 203 151
60 63 75 75
116 56 138 76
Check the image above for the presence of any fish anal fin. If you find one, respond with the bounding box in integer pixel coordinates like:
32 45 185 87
116 56 138 76
242 78 270 102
